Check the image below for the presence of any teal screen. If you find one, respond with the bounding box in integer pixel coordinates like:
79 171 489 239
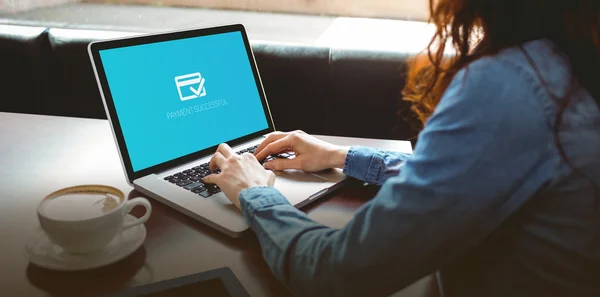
99 31 269 172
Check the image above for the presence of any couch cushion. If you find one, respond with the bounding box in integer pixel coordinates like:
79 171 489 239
251 42 330 134
45 28 138 119
327 49 419 141
0 24 48 115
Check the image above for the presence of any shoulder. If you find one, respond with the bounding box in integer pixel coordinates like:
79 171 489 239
437 40 566 129
455 39 567 97
455 39 569 89
454 39 571 110
422 41 560 156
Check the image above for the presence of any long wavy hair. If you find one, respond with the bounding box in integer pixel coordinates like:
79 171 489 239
403 0 600 127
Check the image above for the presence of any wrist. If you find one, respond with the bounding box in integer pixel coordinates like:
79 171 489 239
329 146 349 169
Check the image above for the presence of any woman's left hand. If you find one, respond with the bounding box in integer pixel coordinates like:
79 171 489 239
203 143 276 209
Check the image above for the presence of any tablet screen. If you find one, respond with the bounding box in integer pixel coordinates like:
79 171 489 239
102 267 249 297
138 278 230 297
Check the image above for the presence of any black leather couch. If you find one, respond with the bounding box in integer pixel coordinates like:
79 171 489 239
0 24 421 141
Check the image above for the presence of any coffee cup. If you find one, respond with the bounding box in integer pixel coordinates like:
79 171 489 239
37 185 151 254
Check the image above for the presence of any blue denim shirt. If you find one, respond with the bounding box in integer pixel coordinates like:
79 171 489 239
239 39 600 297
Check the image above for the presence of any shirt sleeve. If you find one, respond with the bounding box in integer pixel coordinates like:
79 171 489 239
342 146 412 185
239 57 556 297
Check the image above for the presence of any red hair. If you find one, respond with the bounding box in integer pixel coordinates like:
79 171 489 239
402 0 600 126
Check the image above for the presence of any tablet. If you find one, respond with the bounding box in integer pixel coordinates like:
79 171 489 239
103 267 250 297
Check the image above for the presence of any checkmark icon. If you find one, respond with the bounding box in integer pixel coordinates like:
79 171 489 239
190 77 205 96
175 72 207 101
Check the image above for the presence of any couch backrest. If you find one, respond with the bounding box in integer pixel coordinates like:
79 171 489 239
0 25 421 141
0 25 49 116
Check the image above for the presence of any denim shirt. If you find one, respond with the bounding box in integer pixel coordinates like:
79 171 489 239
238 39 600 297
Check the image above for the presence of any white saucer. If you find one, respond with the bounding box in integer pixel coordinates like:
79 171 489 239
25 214 147 271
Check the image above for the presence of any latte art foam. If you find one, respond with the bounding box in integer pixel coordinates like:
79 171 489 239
40 192 122 221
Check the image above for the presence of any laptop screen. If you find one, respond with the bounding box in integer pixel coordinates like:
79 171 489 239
98 31 269 172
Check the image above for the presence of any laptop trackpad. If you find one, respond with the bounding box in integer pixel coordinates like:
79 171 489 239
273 169 339 205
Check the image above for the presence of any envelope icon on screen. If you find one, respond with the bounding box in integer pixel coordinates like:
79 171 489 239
175 72 206 101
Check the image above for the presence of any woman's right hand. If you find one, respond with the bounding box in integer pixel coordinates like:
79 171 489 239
254 131 349 172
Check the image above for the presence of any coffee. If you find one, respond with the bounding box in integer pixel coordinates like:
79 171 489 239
40 192 122 221
37 185 152 254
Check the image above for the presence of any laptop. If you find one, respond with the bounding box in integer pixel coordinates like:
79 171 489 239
87 24 350 237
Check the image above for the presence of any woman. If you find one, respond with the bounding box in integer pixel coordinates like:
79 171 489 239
203 1 600 296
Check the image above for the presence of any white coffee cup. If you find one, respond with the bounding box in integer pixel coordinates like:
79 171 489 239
37 185 151 254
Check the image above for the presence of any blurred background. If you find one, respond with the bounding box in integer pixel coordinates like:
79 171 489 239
1 0 428 20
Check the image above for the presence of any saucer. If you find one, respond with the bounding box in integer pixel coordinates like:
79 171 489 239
25 214 146 271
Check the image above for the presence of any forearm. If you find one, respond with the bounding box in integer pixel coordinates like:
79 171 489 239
240 187 367 297
342 146 411 185
239 181 447 297
239 187 336 294
239 182 439 297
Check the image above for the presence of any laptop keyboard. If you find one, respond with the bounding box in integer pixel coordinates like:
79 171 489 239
163 144 292 198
